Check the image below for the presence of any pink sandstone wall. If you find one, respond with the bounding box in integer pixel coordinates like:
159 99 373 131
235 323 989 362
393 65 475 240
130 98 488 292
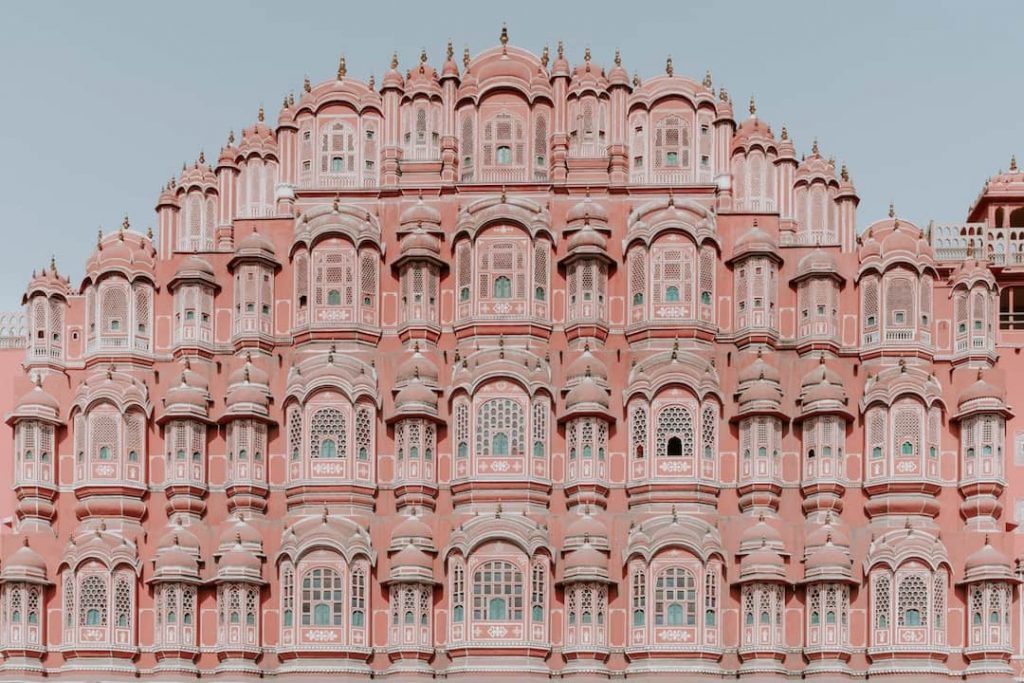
3 34 1024 682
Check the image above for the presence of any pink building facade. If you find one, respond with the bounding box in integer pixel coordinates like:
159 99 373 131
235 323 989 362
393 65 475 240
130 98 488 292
4 33 1024 680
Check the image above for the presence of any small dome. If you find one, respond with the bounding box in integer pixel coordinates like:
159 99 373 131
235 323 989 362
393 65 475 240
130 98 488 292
805 516 850 549
227 353 270 388
966 541 1011 572
391 543 433 571
567 224 608 253
733 226 778 256
220 546 262 573
565 544 608 572
176 255 215 277
394 380 438 411
15 380 60 413
155 548 199 575
236 228 276 255
400 198 442 227
226 383 269 410
564 510 609 545
796 249 838 278
218 515 262 551
738 350 780 386
565 378 610 410
565 346 608 384
959 370 1005 406
6 541 46 573
391 511 434 548
399 229 441 257
566 196 609 225
395 348 439 385
86 226 157 279
880 222 918 254
156 521 201 556
740 515 783 552
804 541 851 575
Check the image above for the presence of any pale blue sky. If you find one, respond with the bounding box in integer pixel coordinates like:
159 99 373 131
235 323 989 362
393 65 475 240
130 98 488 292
0 0 1020 306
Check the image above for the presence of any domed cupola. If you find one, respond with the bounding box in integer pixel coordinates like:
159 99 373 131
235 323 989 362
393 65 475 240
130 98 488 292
404 48 441 97
229 227 280 269
440 40 460 81
562 536 611 584
738 539 787 583
394 343 440 389
1 539 50 585
177 152 218 194
159 358 212 423
382 52 406 91
391 375 441 421
85 218 157 283
24 257 71 303
568 47 609 93
170 255 218 290
564 342 609 389
386 509 436 585
217 513 263 556
730 225 779 263
731 97 777 153
794 248 841 283
563 370 612 419
739 513 786 556
802 531 856 584
215 535 265 584
217 129 240 170
737 348 781 389
150 535 201 583
563 506 610 553
607 48 629 87
236 105 278 161
735 368 785 419
223 353 272 420
963 537 1015 583
796 355 852 420
956 368 1009 420
8 374 62 425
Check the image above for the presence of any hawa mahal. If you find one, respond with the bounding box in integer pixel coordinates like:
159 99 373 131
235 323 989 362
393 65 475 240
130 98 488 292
2 29 1024 681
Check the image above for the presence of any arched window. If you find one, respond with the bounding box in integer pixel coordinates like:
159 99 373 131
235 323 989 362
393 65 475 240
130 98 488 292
494 276 512 299
473 561 522 622
493 433 509 456
327 290 342 306
665 285 680 302
655 568 696 626
301 568 343 627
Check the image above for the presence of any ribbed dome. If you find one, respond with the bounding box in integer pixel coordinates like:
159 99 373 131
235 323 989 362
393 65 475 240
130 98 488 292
796 248 838 277
399 229 441 257
567 224 608 252
565 346 608 384
155 548 199 575
395 347 439 385
566 196 609 225
5 541 46 573
236 228 276 254
176 255 215 277
565 377 610 410
15 381 59 413
959 370 1005 406
220 545 262 573
565 543 608 571
738 350 780 385
966 541 1011 572
227 353 270 387
391 542 433 571
394 380 438 410
400 198 442 227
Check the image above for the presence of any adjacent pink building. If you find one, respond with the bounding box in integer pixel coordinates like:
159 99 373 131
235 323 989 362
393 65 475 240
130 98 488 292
4 32 1024 680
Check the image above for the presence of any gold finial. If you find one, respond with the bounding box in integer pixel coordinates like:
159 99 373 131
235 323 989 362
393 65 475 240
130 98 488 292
337 55 347 79
665 54 673 76
584 46 591 62
557 40 564 58
749 95 756 116
614 48 621 67
540 44 549 67
198 150 205 164
780 125 788 140
288 91 294 107
420 47 428 64
368 74 375 90
257 104 265 122
632 71 641 88
446 39 454 61
463 45 470 68
122 214 130 231
1012 155 1019 172
719 87 728 102
282 94 288 108
50 254 56 272
703 69 712 88
147 226 153 240
499 22 508 47
97 227 103 246
840 163 849 182
303 75 311 92
888 202 895 219
811 138 819 155
390 52 398 69
228 129 235 144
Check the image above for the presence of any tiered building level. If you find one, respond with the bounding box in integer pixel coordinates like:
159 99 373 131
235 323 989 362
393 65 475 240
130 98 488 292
5 31 1024 681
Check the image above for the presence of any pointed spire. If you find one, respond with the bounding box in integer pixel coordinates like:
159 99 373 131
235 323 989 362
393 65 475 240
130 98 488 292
665 54 673 76
749 95 756 116
337 55 347 79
